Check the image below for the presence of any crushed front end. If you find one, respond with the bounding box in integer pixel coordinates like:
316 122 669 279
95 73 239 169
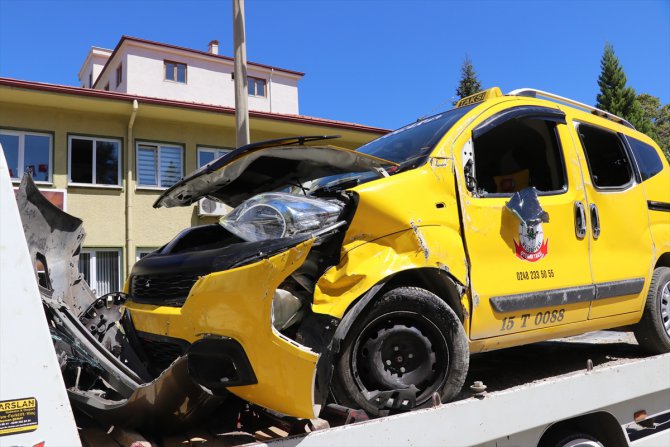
123 137 392 418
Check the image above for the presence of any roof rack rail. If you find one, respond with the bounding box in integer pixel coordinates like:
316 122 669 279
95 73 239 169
507 88 635 129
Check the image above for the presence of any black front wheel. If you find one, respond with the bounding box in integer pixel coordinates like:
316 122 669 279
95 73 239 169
634 267 670 354
331 287 469 415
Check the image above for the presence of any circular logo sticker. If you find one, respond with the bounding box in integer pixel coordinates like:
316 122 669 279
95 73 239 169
514 221 548 262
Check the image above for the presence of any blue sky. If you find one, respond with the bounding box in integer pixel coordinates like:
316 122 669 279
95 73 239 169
0 0 668 130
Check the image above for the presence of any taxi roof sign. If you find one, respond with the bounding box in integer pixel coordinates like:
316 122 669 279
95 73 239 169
455 87 502 108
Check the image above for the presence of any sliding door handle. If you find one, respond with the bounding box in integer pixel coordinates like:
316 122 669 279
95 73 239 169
590 203 601 239
574 201 587 239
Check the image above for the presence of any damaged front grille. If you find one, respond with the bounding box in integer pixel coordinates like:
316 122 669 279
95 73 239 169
138 334 190 375
131 273 201 306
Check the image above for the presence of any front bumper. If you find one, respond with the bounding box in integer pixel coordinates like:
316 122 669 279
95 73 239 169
125 238 322 419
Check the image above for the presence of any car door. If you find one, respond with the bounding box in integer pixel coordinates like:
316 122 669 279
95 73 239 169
454 104 594 340
572 122 655 319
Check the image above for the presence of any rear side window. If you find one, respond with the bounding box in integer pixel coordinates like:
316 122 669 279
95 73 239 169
577 124 632 189
626 136 664 181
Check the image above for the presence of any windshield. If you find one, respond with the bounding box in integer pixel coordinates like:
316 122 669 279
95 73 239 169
357 105 476 165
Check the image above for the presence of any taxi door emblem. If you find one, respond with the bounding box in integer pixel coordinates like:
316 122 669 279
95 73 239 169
514 221 548 262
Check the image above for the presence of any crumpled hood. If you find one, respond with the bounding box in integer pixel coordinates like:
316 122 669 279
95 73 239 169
154 136 396 208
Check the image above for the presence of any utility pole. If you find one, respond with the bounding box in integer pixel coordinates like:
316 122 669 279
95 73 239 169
233 0 250 147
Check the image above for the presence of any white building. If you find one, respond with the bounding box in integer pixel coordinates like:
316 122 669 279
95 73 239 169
78 36 302 115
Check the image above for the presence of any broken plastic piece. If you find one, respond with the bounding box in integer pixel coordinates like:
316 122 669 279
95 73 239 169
16 175 224 432
367 385 418 411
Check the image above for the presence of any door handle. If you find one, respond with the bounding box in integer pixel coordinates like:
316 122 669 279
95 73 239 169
574 201 587 239
590 203 601 239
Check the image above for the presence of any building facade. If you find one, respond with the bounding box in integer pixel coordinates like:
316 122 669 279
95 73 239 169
78 36 302 115
0 78 386 296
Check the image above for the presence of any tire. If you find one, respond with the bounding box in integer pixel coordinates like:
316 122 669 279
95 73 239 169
542 432 604 447
633 267 670 354
331 287 469 416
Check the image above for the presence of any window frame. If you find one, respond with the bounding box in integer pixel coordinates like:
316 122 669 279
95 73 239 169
197 145 233 168
248 76 267 97
135 141 185 189
79 248 122 297
136 247 159 262
574 122 636 192
468 107 569 198
164 60 187 84
0 128 54 184
116 63 123 87
67 134 123 188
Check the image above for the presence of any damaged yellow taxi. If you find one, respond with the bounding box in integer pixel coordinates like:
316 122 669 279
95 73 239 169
123 87 670 419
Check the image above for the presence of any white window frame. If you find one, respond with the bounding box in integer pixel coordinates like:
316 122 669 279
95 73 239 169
136 247 159 262
0 129 53 184
68 135 123 187
197 146 233 167
79 248 122 297
248 76 267 97
136 142 184 189
164 60 187 84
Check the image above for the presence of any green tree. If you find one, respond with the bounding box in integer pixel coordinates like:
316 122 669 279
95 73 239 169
657 105 670 159
596 43 652 134
454 56 482 103
637 93 670 159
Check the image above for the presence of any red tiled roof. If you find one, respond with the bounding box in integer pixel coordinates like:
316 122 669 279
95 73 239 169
0 77 389 134
93 35 304 88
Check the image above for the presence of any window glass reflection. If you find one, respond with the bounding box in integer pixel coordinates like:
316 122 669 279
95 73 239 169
0 133 20 179
96 141 119 185
24 134 51 182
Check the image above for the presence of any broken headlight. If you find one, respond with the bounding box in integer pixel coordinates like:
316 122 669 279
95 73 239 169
220 192 343 242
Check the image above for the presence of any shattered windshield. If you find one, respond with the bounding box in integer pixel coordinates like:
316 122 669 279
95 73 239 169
356 104 476 166
307 105 475 194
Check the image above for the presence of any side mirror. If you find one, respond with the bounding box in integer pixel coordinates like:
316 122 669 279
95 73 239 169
505 187 549 225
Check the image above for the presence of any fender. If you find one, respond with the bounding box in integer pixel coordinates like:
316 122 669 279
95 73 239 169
313 225 469 319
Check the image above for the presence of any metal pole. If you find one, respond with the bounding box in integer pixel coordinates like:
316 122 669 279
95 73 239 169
233 0 250 147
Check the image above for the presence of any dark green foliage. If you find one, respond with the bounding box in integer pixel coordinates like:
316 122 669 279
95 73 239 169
638 93 670 159
454 56 482 104
596 43 652 134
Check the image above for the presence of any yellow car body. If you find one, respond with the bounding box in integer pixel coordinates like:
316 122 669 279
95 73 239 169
124 88 670 419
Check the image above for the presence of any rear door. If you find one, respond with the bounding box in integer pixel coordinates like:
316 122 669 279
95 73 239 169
455 104 594 340
571 123 654 318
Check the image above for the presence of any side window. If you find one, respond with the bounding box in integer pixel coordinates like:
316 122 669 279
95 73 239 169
0 129 52 183
626 136 664 181
136 143 184 188
69 135 122 186
78 249 121 297
577 124 632 188
472 117 566 195
197 147 232 168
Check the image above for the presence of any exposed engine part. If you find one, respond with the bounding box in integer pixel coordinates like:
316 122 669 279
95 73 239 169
272 288 306 331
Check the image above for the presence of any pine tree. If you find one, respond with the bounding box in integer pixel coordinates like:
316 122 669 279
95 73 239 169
596 43 652 133
454 56 482 103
